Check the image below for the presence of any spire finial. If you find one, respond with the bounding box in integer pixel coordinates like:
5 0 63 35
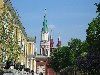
43 8 48 32
58 32 60 41
44 8 46 15
50 29 53 39
56 32 61 47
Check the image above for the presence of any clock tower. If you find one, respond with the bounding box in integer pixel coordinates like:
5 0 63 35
40 9 50 57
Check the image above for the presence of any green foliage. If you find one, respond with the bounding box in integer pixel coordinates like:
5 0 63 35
95 3 100 13
50 46 71 72
77 3 100 75
0 8 21 63
77 51 100 75
50 38 88 73
0 10 9 63
68 38 88 65
86 6 100 51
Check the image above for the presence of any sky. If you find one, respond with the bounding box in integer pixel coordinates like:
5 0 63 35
11 0 100 52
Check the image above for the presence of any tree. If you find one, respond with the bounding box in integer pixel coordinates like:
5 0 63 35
67 38 88 75
68 38 88 65
77 51 100 75
77 3 100 75
95 2 100 13
0 9 9 63
86 3 100 52
50 46 71 73
50 38 88 74
0 6 22 66
5 8 22 64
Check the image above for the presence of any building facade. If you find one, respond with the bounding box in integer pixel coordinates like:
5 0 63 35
27 37 35 71
0 0 35 71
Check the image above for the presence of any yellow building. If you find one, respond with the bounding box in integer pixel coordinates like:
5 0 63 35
27 37 35 71
0 0 36 70
0 0 27 65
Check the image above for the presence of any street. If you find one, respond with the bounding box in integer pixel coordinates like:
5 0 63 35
0 69 33 75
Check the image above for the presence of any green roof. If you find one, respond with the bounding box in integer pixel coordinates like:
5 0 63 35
27 36 36 42
42 14 48 32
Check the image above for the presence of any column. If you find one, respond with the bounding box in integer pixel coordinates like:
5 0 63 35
34 59 36 75
30 43 33 70
48 49 50 57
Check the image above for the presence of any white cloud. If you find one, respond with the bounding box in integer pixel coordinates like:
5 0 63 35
48 24 55 29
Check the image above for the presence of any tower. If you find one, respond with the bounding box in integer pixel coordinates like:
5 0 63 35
50 30 54 52
40 9 50 56
50 34 54 48
56 34 61 47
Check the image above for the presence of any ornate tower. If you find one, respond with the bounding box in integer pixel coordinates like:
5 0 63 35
40 9 50 56
50 30 54 52
56 35 61 47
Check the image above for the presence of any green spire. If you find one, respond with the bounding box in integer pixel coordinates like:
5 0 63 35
42 9 48 32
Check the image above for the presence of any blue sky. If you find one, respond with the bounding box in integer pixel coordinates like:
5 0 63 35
11 0 100 52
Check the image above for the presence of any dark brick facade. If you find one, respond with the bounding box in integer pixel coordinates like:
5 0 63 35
36 57 57 75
